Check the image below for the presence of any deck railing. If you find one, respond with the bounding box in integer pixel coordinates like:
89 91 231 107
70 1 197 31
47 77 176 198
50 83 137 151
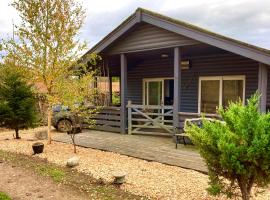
89 106 121 132
86 104 220 134
127 101 174 135
178 112 221 129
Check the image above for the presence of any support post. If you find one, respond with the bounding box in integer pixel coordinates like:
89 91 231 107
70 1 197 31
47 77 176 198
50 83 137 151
109 76 112 105
173 47 181 132
258 63 268 112
120 54 127 134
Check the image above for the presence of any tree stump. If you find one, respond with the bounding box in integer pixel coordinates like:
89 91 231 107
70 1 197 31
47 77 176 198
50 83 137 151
113 171 127 184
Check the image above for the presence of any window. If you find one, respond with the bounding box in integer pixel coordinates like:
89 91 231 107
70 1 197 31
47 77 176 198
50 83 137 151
199 76 245 113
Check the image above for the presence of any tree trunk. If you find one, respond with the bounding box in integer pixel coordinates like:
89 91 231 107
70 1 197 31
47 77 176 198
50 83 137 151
70 133 77 153
238 177 251 200
241 190 250 200
47 106 52 144
14 127 20 139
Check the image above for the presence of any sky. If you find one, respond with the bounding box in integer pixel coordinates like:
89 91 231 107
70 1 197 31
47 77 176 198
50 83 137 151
0 0 270 50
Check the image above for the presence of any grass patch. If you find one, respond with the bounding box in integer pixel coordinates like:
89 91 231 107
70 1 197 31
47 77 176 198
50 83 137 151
0 150 147 200
36 165 65 182
0 192 11 200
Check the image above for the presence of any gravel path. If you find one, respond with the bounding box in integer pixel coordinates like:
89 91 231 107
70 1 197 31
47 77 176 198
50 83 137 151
0 127 270 200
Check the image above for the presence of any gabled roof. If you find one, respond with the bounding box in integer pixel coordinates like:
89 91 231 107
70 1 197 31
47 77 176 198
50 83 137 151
87 8 270 65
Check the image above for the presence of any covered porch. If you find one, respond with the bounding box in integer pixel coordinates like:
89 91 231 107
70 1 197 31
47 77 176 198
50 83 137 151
91 44 268 135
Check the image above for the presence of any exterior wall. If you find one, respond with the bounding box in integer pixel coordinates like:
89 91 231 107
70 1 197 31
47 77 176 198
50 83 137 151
267 67 270 109
107 23 199 54
181 54 258 112
127 58 173 104
127 53 259 113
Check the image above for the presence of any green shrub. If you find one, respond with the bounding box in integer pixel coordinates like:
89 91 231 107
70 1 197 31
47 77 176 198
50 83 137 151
112 92 120 105
0 68 38 138
185 93 270 200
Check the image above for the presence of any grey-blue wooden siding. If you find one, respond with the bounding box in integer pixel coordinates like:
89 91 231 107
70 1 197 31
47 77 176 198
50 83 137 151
267 68 270 108
106 23 199 54
126 53 259 113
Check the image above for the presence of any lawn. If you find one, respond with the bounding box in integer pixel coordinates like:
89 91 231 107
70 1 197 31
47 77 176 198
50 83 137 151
0 192 11 200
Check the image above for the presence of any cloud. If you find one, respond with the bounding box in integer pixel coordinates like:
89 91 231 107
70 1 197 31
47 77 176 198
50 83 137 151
1 0 269 50
81 0 270 49
161 0 270 48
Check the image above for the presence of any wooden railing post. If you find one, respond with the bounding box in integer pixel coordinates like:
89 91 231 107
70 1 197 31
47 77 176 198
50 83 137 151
258 63 268 113
127 100 132 135
173 47 181 133
120 53 127 134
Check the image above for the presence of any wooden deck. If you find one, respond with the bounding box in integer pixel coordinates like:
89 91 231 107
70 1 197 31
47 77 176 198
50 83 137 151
52 130 207 173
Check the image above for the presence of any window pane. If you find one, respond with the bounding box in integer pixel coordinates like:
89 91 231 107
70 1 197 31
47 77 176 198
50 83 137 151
201 80 219 113
223 80 243 107
148 81 162 105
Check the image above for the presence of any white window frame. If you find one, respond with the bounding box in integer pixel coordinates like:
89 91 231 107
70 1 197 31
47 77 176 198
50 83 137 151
143 77 173 105
198 75 246 113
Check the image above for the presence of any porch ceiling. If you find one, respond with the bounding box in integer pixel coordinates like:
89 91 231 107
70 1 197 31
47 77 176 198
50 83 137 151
106 44 228 64
104 44 230 77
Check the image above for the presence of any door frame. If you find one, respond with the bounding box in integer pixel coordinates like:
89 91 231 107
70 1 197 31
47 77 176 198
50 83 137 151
143 77 173 105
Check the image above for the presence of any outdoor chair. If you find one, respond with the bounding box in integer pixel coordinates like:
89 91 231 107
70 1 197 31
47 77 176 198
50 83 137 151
174 131 187 148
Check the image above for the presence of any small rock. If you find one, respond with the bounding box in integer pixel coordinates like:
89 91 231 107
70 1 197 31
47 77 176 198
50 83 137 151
66 156 79 167
25 193 32 196
35 130 48 140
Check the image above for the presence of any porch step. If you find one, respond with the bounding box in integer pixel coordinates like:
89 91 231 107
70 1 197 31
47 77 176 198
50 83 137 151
131 130 173 136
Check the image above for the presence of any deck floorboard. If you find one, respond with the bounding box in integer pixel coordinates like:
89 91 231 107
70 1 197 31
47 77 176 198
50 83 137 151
53 130 207 173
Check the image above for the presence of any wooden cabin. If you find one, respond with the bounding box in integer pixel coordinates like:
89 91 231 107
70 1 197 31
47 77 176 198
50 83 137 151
83 8 270 136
